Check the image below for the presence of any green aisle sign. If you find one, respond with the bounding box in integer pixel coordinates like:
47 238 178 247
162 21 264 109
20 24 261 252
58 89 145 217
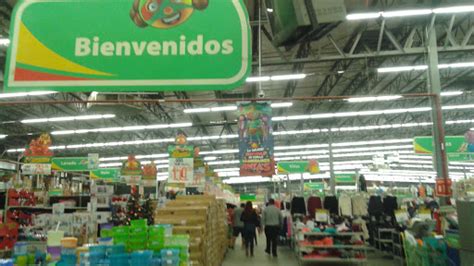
277 161 320 174
240 194 256 201
5 0 251 92
335 173 356 184
51 157 89 172
90 168 120 181
414 136 474 161
304 183 324 190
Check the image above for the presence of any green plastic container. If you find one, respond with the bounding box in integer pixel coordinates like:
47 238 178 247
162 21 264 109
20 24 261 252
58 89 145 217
129 227 147 235
130 219 147 228
128 239 147 251
101 229 113 238
114 235 128 245
113 226 129 235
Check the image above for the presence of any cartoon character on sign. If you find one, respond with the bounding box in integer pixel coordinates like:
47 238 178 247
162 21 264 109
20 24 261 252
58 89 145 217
308 160 319 174
24 133 53 157
130 0 209 28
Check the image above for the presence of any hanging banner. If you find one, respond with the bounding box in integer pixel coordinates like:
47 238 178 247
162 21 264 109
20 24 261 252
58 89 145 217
23 133 54 164
120 155 143 180
4 0 251 92
192 157 205 187
277 160 320 174
335 173 356 184
88 153 100 170
168 143 194 184
414 134 474 161
238 102 274 177
22 163 51 175
51 157 90 172
142 162 158 180
304 182 325 191
90 168 120 181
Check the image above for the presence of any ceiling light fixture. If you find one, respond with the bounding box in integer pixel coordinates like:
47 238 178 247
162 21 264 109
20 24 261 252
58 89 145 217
204 156 218 161
0 38 10 46
266 8 274 13
51 122 192 135
21 114 116 124
0 135 7 139
440 91 464 96
346 5 474 20
183 108 211 114
246 74 307 83
0 91 57 99
346 95 402 103
271 102 293 108
378 61 474 73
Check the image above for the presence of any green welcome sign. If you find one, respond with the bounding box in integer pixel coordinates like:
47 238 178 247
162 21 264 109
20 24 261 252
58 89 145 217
4 0 251 92
277 161 320 174
90 168 120 181
414 136 474 161
52 157 90 172
335 173 356 184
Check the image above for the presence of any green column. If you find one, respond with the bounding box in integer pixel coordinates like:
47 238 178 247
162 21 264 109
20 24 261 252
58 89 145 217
427 23 450 205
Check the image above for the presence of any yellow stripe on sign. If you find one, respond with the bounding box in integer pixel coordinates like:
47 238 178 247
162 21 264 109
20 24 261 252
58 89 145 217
16 22 113 77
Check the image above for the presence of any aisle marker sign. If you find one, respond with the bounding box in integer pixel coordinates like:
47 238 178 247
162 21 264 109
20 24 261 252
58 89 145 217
277 160 320 174
4 0 251 92
414 136 474 161
51 157 91 172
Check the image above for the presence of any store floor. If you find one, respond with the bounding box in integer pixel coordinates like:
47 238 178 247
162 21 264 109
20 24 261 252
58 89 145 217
222 235 400 266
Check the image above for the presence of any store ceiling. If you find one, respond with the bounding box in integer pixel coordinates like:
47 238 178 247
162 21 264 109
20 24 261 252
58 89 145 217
1 0 474 185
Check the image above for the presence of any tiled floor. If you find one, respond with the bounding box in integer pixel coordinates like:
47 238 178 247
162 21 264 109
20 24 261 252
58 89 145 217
222 235 400 266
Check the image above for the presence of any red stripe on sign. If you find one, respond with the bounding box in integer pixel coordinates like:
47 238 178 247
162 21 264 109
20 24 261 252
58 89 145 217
14 67 93 81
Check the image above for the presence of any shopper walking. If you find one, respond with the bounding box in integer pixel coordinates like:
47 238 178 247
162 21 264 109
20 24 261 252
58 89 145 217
262 198 282 257
240 201 261 257
231 203 245 249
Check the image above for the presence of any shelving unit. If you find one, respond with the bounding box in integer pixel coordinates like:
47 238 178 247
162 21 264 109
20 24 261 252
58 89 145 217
297 231 368 265
373 228 395 255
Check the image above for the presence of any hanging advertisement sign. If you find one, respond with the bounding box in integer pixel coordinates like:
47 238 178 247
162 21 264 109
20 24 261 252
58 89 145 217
277 160 320 174
22 163 51 175
168 140 194 184
88 153 100 170
169 158 194 183
238 102 274 177
120 155 143 176
4 0 251 92
90 168 120 182
51 157 90 172
414 135 474 161
335 173 356 184
23 133 54 164
304 182 325 191
192 157 205 187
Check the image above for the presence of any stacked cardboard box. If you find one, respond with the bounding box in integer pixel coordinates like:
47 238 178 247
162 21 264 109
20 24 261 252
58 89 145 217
154 195 227 266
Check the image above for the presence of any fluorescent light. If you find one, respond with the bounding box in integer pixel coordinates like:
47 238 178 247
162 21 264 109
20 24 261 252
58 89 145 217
266 8 273 12
215 168 240 172
184 106 236 114
200 149 238 155
271 74 306 81
204 156 217 161
441 91 463 97
378 65 428 73
246 74 307 82
21 114 115 124
211 106 237 112
346 12 381 20
433 5 474 14
207 160 239 166
337 71 345 74
439 62 474 69
347 95 402 103
51 122 192 135
271 102 293 108
0 91 57 99
183 108 211 114
382 9 432 18
0 38 10 46
0 135 6 139
246 76 270 82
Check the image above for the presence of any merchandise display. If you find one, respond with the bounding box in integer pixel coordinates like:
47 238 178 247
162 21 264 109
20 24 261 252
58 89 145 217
1 0 474 265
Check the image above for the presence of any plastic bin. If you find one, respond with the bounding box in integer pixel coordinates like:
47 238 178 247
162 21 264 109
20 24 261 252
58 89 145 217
107 244 126 255
109 253 129 266
160 249 180 259
131 219 148 228
161 258 180 266
131 250 153 265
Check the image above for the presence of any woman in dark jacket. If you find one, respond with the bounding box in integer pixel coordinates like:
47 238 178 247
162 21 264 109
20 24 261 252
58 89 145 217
241 201 261 257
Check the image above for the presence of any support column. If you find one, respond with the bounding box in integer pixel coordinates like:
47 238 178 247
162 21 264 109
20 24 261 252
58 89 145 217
300 173 304 195
427 24 450 205
329 134 336 194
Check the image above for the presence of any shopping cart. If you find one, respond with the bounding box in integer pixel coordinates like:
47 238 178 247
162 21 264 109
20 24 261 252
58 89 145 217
402 233 455 266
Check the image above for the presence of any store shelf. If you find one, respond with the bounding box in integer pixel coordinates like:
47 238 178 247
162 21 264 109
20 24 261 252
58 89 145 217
299 244 369 249
303 232 364 236
7 206 87 210
301 257 367 262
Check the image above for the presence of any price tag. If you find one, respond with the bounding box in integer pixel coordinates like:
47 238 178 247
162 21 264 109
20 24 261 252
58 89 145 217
315 209 329 223
417 208 432 220
395 209 409 223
